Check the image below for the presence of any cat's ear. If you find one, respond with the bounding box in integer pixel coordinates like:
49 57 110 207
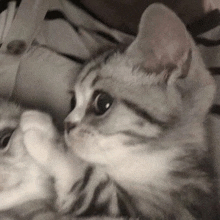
126 3 191 76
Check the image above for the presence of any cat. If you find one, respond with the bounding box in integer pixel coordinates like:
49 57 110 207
0 3 219 220
0 99 127 220
0 99 86 219
64 3 219 219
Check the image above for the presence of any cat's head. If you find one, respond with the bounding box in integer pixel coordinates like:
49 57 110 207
65 4 216 169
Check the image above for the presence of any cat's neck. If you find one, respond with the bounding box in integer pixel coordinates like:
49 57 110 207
107 145 178 188
105 137 209 218
104 123 207 206
107 124 205 182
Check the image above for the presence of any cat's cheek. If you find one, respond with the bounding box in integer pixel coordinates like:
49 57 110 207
65 130 127 165
65 133 105 164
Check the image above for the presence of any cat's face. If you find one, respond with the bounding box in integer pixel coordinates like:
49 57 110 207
65 4 216 171
65 55 174 165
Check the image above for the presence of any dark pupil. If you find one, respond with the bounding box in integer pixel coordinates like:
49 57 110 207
0 133 12 149
94 92 113 115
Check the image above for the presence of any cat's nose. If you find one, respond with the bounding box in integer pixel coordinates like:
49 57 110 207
65 121 77 133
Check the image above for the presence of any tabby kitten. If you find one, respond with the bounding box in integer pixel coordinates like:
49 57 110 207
65 3 218 219
0 99 83 219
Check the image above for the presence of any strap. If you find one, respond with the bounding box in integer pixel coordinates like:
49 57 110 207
0 0 49 98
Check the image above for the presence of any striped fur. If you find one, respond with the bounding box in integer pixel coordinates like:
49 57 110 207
65 4 218 219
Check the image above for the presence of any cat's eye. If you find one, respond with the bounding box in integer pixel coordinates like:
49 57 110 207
0 132 13 150
93 91 113 115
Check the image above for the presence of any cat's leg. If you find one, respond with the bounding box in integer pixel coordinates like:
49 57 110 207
19 110 77 213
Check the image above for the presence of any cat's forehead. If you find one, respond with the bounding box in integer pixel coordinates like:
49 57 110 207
99 54 166 85
75 52 164 91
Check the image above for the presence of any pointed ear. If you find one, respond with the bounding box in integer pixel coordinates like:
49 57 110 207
126 3 191 73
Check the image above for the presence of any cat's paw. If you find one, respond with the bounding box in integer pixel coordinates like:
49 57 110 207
20 110 57 165
20 110 56 137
